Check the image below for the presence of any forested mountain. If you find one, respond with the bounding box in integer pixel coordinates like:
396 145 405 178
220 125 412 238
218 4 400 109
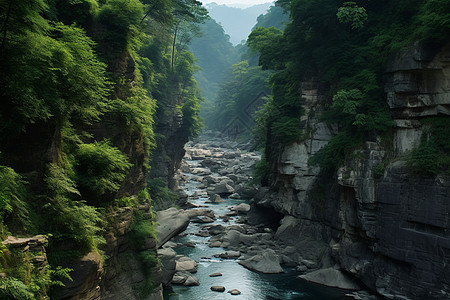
205 2 272 44
198 2 287 138
0 0 206 298
189 18 238 104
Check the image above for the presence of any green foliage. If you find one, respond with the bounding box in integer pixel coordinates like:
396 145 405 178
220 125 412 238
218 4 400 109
128 211 158 297
407 117 450 177
0 277 35 300
309 132 360 170
147 178 178 210
75 140 132 198
0 19 109 142
0 166 30 234
0 242 57 300
337 2 368 29
43 163 105 256
97 0 144 50
247 26 285 70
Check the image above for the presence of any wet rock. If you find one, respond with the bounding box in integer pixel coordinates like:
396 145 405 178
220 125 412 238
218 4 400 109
191 216 215 223
208 224 225 235
185 208 215 219
228 289 241 295
184 275 200 286
231 203 251 214
175 256 198 273
156 208 190 248
229 193 241 199
209 241 222 247
208 194 223 203
211 286 226 292
209 273 222 277
185 241 196 247
191 167 211 175
207 182 234 196
213 251 241 259
238 249 283 273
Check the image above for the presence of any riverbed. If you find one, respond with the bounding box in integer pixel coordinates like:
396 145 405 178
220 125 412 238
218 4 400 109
162 142 353 300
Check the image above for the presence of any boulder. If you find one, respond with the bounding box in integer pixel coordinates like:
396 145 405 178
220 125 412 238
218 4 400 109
298 268 360 290
175 256 198 273
156 208 190 248
184 275 200 286
191 167 212 175
157 248 176 286
228 289 241 295
185 209 215 219
211 286 226 292
231 203 250 214
191 216 215 223
208 224 225 235
214 251 241 259
238 249 283 273
207 182 234 195
208 194 223 203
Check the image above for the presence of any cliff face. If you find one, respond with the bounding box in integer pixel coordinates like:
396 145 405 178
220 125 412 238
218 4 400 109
254 42 450 299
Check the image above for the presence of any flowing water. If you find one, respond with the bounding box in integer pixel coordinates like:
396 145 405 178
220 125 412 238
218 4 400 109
163 159 352 300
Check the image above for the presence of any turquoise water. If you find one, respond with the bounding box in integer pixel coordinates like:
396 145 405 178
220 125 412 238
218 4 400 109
163 169 351 300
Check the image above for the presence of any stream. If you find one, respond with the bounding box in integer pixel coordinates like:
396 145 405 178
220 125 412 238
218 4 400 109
162 140 354 300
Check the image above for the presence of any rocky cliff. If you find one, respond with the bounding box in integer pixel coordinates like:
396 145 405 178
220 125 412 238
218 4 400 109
253 42 450 299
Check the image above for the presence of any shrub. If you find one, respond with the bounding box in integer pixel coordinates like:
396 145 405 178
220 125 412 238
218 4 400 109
147 178 178 210
75 140 132 198
0 166 31 235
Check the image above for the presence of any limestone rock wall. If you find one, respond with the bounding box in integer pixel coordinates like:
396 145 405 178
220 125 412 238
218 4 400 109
255 42 450 299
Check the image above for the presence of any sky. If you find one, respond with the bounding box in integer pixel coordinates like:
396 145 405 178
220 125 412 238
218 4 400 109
201 0 274 8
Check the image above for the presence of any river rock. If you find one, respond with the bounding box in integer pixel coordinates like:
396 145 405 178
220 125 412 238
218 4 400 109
208 194 223 203
185 208 215 219
175 256 198 273
208 224 225 235
229 193 241 199
157 248 176 285
191 167 211 175
184 275 200 286
209 241 222 247
228 289 241 295
298 268 360 290
231 203 250 214
209 273 222 277
214 250 241 259
207 182 235 195
156 208 190 248
191 216 215 223
211 286 225 292
238 249 283 273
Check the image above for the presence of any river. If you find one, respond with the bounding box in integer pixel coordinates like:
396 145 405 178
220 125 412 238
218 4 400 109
162 142 354 300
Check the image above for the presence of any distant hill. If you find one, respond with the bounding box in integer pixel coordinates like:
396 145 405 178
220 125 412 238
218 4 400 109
205 2 273 45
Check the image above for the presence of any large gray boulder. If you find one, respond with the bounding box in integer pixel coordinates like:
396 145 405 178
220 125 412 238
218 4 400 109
157 248 176 286
156 208 189 248
175 256 198 273
299 268 360 290
238 249 283 273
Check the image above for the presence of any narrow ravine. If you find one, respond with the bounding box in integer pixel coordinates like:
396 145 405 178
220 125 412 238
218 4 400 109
159 133 357 300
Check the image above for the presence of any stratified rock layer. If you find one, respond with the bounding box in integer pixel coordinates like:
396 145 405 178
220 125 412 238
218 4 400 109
254 42 450 299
